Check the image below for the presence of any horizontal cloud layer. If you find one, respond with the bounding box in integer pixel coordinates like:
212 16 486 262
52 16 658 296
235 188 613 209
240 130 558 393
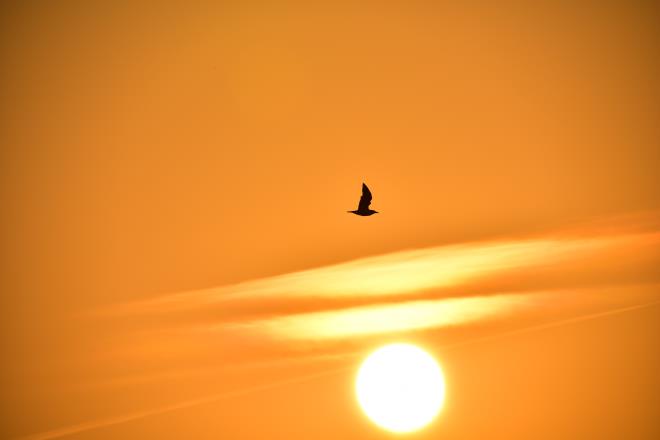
114 229 660 321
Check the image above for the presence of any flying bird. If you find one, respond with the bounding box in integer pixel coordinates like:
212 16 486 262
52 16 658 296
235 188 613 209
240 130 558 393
348 183 379 216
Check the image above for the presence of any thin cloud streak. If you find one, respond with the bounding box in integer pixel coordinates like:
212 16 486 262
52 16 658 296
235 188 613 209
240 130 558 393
219 284 659 341
16 367 346 440
226 292 544 340
115 231 659 315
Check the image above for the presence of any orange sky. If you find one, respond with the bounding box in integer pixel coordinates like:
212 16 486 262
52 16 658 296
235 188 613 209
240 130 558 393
1 2 659 439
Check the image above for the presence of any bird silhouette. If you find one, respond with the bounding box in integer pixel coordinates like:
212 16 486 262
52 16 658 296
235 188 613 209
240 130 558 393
348 183 379 216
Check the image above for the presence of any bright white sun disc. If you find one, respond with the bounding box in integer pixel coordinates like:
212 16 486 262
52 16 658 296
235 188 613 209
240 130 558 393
356 343 446 433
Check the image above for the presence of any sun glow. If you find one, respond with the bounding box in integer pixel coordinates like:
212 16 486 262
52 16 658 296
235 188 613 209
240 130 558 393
356 343 446 433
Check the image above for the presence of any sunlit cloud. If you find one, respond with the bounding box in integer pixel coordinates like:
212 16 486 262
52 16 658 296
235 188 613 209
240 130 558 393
225 293 542 340
221 284 660 341
116 231 660 315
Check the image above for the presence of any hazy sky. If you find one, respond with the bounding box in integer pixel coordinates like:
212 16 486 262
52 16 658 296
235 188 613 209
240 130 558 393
2 2 659 439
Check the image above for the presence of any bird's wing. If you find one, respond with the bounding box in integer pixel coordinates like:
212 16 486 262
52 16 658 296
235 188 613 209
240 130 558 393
357 183 373 210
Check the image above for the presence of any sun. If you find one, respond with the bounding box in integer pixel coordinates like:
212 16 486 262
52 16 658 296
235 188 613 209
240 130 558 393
355 343 446 433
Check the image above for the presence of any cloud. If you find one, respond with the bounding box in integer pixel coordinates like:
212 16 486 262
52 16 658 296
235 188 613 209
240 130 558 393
225 293 539 340
96 224 659 358
113 230 660 319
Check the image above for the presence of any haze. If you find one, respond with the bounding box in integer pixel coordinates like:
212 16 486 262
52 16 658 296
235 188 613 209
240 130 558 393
1 2 659 439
